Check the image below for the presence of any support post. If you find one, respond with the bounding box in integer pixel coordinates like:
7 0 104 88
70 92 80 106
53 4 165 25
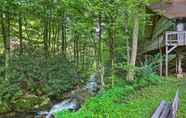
159 36 163 77
176 53 178 74
165 33 168 77
160 48 163 77
166 46 168 77
178 53 183 75
176 52 182 75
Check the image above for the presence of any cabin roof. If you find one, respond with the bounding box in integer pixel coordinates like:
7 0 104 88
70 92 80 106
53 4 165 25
148 0 186 19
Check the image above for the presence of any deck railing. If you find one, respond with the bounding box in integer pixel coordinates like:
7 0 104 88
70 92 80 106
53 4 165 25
166 31 186 46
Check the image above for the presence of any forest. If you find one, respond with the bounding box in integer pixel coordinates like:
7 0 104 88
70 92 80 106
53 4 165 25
0 0 185 118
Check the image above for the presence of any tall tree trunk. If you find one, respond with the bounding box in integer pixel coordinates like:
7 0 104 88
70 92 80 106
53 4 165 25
74 37 76 66
93 32 98 68
52 22 58 55
48 9 52 52
76 36 79 69
57 23 60 53
18 14 23 55
124 14 130 64
73 32 79 69
43 17 49 58
7 12 10 57
61 11 66 56
48 18 51 52
82 43 86 71
97 14 102 65
108 16 115 87
74 32 79 69
1 12 10 81
127 16 139 81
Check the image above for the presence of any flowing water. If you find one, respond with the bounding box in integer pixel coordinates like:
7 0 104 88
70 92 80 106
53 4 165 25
45 74 100 118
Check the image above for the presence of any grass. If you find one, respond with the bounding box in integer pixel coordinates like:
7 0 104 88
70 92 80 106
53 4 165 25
55 77 186 118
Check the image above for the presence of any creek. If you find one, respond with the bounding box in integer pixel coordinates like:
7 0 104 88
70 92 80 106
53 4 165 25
0 74 100 118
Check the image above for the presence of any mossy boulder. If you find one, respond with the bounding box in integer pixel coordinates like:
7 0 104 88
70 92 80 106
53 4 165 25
13 95 52 112
0 103 11 114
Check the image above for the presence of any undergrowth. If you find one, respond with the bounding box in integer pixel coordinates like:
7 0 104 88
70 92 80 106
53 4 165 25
0 55 83 112
55 72 161 118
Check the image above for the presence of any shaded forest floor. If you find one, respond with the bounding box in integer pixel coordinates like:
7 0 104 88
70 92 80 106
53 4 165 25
55 77 186 118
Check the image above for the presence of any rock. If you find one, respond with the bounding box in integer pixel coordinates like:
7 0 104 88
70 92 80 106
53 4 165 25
13 95 51 112
35 111 49 118
0 103 11 114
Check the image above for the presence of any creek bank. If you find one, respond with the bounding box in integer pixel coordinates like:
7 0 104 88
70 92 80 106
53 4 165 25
0 112 34 118
0 95 52 118
13 95 52 112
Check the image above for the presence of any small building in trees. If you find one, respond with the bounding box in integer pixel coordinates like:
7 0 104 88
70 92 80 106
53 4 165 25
144 0 186 77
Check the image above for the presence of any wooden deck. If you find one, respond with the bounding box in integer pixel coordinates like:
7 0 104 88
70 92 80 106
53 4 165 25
145 31 186 53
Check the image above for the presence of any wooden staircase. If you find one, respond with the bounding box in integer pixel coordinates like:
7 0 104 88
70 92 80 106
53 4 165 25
169 47 186 74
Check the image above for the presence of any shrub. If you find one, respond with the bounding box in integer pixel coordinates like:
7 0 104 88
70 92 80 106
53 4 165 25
0 55 81 111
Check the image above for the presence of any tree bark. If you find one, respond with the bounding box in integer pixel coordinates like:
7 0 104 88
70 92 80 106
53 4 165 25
124 14 130 64
97 14 102 65
18 14 23 55
108 16 115 87
43 17 49 58
61 11 66 56
52 22 58 55
127 16 139 81
1 12 10 81
73 32 79 69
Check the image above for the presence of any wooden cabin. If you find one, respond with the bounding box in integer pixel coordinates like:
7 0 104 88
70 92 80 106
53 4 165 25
144 0 186 77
